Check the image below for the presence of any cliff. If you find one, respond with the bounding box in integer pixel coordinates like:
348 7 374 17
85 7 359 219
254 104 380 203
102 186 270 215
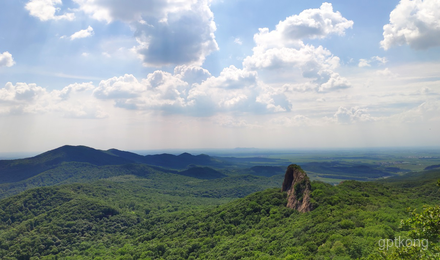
281 164 313 213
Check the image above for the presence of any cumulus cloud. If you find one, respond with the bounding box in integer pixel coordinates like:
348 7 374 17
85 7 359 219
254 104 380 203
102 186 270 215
73 0 218 67
174 65 211 85
274 2 353 40
0 52 15 68
70 26 94 40
381 0 440 50
318 72 351 92
132 3 218 67
0 82 47 103
72 0 171 23
93 72 189 112
244 43 350 92
93 74 145 100
55 82 95 100
25 0 75 21
243 3 352 93
0 68 291 119
187 66 291 114
200 65 258 90
252 2 353 51
244 44 337 71
90 66 290 116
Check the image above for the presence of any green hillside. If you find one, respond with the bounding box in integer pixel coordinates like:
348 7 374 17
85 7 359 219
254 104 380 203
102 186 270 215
0 162 246 200
0 145 233 187
0 168 439 259
1 146 440 259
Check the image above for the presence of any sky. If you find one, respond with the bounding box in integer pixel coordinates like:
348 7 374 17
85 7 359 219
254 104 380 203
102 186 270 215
0 0 440 153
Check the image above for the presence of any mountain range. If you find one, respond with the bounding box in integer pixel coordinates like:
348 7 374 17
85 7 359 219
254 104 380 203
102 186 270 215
0 145 228 184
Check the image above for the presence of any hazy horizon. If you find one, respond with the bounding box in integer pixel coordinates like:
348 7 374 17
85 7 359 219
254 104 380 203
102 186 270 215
1 0 439 153
1 144 440 161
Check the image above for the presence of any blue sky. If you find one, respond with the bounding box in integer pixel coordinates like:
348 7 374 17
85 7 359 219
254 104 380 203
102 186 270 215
0 0 439 153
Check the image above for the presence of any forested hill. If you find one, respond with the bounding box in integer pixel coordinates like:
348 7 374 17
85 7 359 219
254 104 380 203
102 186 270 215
0 146 244 200
0 145 131 183
0 167 439 259
0 145 226 184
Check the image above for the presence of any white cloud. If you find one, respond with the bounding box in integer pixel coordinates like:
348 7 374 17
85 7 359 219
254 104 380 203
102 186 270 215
55 83 107 118
331 106 375 124
244 44 335 71
93 72 190 112
0 82 47 103
93 74 144 100
358 56 388 68
252 2 353 51
74 0 218 67
3 73 197 117
393 101 440 123
174 65 211 85
25 0 74 21
318 72 351 92
242 3 352 93
132 3 218 67
199 65 258 90
187 66 291 115
90 66 291 116
376 68 398 78
55 82 95 100
72 0 174 23
381 0 440 50
0 52 15 68
373 56 388 64
275 2 353 40
70 26 94 40
234 38 243 45
358 59 371 68
0 82 54 115
244 43 350 92
0 82 106 118
185 66 261 114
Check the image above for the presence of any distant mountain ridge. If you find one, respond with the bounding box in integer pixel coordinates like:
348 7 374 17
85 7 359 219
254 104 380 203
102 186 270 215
0 145 226 185
107 148 223 168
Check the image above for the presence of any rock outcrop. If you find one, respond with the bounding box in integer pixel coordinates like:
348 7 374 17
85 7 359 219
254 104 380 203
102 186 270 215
281 164 314 213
